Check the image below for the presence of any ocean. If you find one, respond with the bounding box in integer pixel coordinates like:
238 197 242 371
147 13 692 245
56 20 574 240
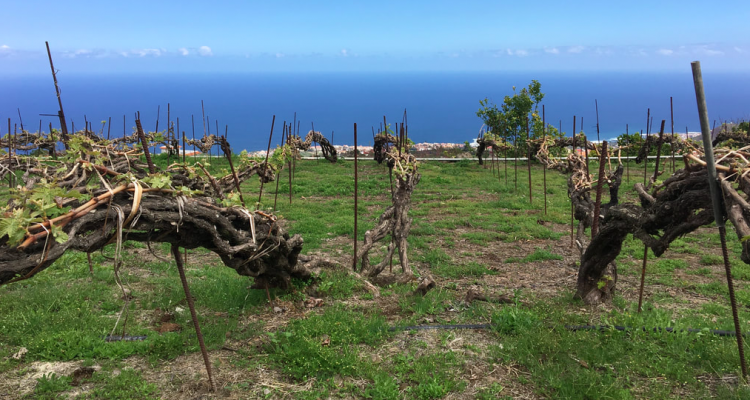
1 71 749 151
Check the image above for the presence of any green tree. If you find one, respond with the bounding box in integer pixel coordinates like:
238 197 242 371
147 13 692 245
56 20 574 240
476 80 561 187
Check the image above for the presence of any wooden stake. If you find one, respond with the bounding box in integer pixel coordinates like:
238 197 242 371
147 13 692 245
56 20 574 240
172 244 215 392
45 42 69 148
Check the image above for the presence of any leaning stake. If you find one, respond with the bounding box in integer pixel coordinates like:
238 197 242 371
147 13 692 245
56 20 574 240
45 42 69 148
171 244 215 392
691 60 748 382
135 117 155 174
257 116 276 207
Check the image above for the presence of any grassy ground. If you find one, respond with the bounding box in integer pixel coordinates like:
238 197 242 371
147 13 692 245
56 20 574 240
2 155 750 399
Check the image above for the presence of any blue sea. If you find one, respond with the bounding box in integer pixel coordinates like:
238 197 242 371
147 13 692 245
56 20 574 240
1 71 749 151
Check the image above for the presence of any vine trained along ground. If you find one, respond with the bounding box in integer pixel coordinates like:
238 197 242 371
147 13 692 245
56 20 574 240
1 158 750 399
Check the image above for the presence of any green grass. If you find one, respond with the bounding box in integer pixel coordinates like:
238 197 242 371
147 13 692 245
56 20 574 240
505 247 564 263
3 158 750 398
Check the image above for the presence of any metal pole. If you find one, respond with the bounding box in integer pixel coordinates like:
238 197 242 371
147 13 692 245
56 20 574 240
692 60 748 382
353 123 358 272
670 97 676 172
191 115 196 161
591 141 607 236
595 99 601 142
542 105 547 215
258 116 276 207
166 103 170 163
637 246 648 312
626 124 630 182
526 116 532 204
288 130 293 205
643 130 648 185
571 116 576 249
274 125 286 211
654 120 666 183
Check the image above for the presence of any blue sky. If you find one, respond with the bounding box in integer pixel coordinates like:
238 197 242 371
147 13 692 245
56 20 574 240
1 0 749 73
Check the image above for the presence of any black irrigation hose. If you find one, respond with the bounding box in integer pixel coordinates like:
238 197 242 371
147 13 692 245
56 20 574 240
390 324 749 337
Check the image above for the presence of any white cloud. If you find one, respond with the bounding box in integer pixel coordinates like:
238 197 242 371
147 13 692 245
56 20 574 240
198 46 213 56
178 47 189 56
694 45 724 56
505 49 528 57
127 48 162 57
544 47 559 55
0 45 9 50
567 45 585 54
657 49 673 56
735 46 745 54
275 52 285 58
340 48 349 57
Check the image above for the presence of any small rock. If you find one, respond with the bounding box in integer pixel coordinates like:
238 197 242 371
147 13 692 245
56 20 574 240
175 306 185 314
273 306 283 314
11 347 27 360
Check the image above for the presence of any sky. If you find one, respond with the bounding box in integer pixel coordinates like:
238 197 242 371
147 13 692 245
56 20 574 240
1 0 749 73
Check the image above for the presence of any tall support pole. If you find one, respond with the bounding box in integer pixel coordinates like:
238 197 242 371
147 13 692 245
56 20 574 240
571 116 577 249
637 247 648 313
45 42 69 148
171 245 215 392
107 117 111 141
154 106 160 158
257 116 276 207
273 124 286 211
353 123 358 272
220 128 245 208
637 121 666 308
626 124 630 182
654 120 666 183
670 97 676 173
166 103 171 163
692 60 748 382
526 116 532 204
595 99 601 142
644 108 650 185
201 100 207 137
642 130 648 185
542 105 547 215
591 141 607 236
288 130 293 205
17 109 24 132
7 118 11 189
191 115 196 161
